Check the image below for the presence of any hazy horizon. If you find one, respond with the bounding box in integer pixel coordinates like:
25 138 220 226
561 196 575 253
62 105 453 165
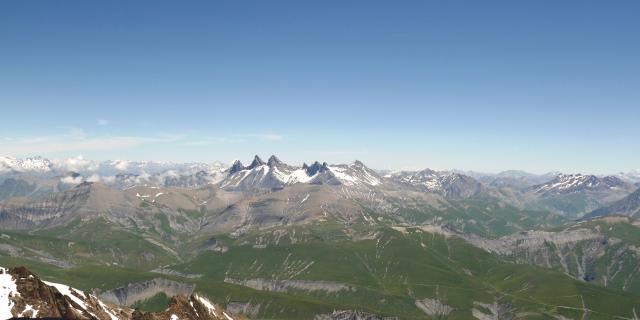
2 1 639 175
1 153 637 176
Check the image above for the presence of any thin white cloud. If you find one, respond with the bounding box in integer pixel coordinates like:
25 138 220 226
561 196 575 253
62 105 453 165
302 149 368 157
183 133 284 146
112 160 129 171
183 137 246 146
97 119 110 126
0 129 285 156
0 128 161 155
53 155 98 172
243 133 284 141
60 175 84 185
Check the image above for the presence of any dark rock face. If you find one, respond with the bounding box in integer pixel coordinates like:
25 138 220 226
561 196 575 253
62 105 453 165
229 160 245 174
267 155 281 167
248 155 265 169
1 266 238 320
305 162 329 176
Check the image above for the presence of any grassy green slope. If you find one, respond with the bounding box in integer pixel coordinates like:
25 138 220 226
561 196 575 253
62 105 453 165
170 227 640 319
386 199 566 237
1 216 639 319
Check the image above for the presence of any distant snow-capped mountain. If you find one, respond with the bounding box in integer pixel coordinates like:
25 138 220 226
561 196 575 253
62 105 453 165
0 156 53 173
459 170 559 190
1 155 229 189
1 155 384 191
386 169 488 199
525 173 637 217
530 174 629 196
52 156 228 176
219 155 381 191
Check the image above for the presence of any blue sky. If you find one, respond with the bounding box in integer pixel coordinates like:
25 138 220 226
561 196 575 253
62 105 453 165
1 1 639 174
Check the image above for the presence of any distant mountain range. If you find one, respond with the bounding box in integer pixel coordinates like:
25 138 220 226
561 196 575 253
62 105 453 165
586 188 640 219
2 155 640 319
1 155 638 219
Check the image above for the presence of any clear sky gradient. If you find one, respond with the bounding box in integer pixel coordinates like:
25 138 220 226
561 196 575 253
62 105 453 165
1 1 639 174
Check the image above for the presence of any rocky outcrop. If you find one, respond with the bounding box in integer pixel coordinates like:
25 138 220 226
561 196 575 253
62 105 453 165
1 266 128 319
131 294 239 320
420 224 640 290
414 298 454 317
472 301 514 320
224 277 353 293
226 301 261 318
0 183 91 229
457 228 604 256
0 266 237 320
314 310 398 320
97 278 195 306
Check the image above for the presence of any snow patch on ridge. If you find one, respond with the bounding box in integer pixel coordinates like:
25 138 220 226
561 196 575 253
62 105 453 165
0 267 18 319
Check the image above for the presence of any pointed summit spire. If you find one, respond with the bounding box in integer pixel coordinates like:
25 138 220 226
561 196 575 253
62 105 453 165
267 155 281 167
229 160 244 174
249 155 265 168
305 161 328 176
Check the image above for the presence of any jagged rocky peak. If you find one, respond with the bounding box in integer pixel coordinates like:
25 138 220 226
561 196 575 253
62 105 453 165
248 155 265 169
229 160 245 174
305 161 329 176
267 155 282 167
353 160 365 167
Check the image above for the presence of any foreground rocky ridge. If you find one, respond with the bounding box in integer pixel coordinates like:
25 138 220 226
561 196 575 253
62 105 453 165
0 266 238 320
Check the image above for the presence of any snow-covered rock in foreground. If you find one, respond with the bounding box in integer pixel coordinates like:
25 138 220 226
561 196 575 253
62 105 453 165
0 266 239 320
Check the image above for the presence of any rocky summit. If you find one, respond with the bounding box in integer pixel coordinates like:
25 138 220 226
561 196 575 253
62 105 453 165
0 266 238 320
